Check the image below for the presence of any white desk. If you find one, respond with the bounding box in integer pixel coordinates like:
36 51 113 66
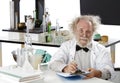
35 70 113 83
0 70 114 83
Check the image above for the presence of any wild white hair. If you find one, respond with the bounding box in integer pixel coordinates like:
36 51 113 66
69 15 101 35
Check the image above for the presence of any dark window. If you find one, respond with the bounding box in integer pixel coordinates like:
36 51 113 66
80 0 120 25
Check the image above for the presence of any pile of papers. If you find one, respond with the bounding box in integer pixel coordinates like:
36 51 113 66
0 66 43 82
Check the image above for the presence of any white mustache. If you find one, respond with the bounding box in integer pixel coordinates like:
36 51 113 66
80 37 88 40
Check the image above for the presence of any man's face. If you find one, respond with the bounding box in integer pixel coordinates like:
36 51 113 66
75 20 94 46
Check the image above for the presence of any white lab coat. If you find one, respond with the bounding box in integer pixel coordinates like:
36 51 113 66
49 38 115 79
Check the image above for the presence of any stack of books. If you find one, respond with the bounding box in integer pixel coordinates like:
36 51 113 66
0 66 43 82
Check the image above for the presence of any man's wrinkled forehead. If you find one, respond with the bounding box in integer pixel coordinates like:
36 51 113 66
77 19 93 28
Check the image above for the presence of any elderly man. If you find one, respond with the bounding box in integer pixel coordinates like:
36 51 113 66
49 15 114 80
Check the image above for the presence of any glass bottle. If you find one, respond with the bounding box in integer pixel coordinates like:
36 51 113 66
55 19 63 44
25 16 33 50
40 14 46 43
47 14 51 33
56 19 60 36
45 14 52 42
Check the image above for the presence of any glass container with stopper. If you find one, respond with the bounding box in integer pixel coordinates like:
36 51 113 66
22 16 34 70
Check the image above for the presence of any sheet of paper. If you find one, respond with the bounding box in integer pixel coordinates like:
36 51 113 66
56 72 86 78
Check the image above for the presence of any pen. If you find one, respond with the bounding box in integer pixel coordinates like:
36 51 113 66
71 60 85 75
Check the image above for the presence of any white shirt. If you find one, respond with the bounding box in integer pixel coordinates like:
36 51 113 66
75 50 91 71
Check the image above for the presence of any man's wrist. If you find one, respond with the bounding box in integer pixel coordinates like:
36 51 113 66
95 70 102 78
62 66 67 72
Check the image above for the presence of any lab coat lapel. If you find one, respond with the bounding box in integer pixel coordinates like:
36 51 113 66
69 39 76 62
90 50 96 68
90 41 97 68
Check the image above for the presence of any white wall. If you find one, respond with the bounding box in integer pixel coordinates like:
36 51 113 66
20 0 35 22
45 0 80 29
98 25 120 39
0 0 10 36
97 25 120 68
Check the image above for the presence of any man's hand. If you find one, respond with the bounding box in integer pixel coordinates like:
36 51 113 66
62 61 77 73
84 68 102 79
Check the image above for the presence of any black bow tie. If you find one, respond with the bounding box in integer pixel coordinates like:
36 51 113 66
76 45 89 52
